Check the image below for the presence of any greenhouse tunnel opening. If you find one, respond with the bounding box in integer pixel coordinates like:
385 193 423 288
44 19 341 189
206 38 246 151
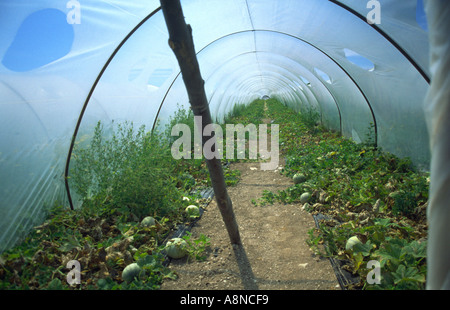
1 0 445 289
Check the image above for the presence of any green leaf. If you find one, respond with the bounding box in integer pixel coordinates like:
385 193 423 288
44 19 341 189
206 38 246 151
402 240 427 259
393 265 425 285
58 235 81 252
46 278 65 290
353 241 373 257
6 252 21 260
373 218 393 228
97 278 114 290
373 241 403 266
137 253 158 268
353 252 365 272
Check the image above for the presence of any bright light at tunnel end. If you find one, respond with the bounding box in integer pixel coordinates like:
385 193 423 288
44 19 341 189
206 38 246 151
170 116 280 171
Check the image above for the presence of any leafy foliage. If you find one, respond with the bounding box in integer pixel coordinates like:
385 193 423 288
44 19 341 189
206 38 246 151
70 121 184 220
223 100 266 126
182 231 211 262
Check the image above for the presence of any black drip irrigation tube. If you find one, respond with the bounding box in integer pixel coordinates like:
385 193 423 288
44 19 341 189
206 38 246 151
312 213 360 290
160 160 230 266
284 156 357 289
161 187 215 267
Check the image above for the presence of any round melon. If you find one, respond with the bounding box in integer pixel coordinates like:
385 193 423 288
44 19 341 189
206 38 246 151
122 263 143 283
140 216 156 227
293 173 307 184
300 192 311 203
185 205 200 218
345 236 362 252
165 238 188 259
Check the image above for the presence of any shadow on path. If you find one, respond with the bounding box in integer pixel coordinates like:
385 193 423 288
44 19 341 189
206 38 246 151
232 243 259 290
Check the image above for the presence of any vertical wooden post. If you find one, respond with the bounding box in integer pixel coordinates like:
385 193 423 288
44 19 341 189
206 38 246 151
160 0 241 245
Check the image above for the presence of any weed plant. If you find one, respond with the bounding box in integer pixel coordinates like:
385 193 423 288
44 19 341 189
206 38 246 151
182 231 211 262
70 121 184 221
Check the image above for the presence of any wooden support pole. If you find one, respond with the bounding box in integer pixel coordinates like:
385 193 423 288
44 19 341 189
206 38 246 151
160 0 241 245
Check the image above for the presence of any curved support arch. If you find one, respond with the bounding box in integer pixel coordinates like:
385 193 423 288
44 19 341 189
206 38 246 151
328 0 430 84
65 5 410 209
210 67 313 122
153 29 371 142
203 53 318 118
254 29 378 146
1 81 51 142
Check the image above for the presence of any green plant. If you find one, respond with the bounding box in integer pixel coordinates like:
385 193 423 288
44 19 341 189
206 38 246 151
220 99 267 163
164 104 196 146
298 106 320 130
363 238 427 290
306 228 328 257
256 99 429 290
222 99 266 126
70 121 185 221
223 103 248 122
362 122 376 147
390 190 417 216
182 231 211 261
1 98 429 291
96 253 176 290
223 167 241 186
252 190 278 207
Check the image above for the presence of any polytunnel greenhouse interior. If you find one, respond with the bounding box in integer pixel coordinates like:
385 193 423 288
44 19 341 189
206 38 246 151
1 0 449 291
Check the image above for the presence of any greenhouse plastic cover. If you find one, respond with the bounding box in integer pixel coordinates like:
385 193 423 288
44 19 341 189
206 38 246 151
424 0 450 290
0 0 446 288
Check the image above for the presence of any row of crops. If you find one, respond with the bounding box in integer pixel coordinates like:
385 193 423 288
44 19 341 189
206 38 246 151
0 98 428 289
255 99 428 290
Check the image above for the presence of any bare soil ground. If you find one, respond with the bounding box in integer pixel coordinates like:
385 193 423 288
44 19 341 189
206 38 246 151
161 110 340 291
161 161 340 290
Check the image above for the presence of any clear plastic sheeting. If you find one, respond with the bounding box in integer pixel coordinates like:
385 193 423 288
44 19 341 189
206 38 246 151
423 0 450 290
0 0 161 252
337 0 430 79
0 0 432 258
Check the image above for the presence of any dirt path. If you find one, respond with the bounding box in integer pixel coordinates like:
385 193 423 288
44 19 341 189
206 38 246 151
161 104 339 290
